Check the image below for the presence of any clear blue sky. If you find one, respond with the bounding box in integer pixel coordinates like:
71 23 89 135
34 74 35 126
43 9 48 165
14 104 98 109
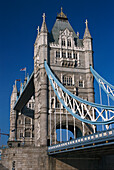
0 0 114 145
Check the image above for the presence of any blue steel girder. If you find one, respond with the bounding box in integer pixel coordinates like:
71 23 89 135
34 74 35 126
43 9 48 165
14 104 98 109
48 129 114 155
44 61 114 125
90 66 114 101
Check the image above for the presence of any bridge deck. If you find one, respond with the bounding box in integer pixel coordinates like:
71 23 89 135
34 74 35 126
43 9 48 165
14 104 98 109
48 129 114 156
14 72 34 111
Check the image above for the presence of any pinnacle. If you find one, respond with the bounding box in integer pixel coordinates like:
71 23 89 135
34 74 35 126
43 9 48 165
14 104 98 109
83 19 91 39
40 13 48 33
13 80 17 93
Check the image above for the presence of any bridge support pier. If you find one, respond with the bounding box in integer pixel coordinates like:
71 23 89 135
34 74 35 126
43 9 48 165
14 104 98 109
1 146 114 170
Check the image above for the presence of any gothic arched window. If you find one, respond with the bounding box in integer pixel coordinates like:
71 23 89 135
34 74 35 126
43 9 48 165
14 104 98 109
25 129 31 137
68 39 71 47
56 51 60 58
32 103 34 109
68 52 72 58
74 52 80 67
62 39 65 46
25 117 31 125
20 131 23 138
62 51 66 58
29 103 31 108
19 120 21 124
73 53 77 59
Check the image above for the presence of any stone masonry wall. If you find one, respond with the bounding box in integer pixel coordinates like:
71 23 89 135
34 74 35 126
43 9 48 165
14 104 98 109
1 147 78 170
1 147 49 170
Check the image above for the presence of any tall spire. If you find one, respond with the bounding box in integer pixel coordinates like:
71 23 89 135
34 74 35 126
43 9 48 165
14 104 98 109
40 13 48 32
83 19 91 39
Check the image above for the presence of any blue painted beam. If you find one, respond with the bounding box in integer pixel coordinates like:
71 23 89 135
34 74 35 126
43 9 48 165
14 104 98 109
90 66 114 101
48 129 114 155
44 61 114 125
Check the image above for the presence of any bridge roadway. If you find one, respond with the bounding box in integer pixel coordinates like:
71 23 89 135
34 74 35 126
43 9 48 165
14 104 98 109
14 72 34 111
48 129 114 156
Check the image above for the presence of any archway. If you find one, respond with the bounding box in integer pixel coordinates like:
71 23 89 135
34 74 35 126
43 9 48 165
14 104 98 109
56 124 82 142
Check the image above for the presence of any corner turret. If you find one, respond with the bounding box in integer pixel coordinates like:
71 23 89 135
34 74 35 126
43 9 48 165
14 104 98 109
9 81 18 141
83 19 92 51
83 20 94 102
34 13 48 146
11 80 18 109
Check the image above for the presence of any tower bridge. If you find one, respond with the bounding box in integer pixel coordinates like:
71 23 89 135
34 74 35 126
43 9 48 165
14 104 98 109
1 9 114 170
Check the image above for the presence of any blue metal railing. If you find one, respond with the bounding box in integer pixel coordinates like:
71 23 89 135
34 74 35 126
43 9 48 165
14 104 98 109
48 129 114 155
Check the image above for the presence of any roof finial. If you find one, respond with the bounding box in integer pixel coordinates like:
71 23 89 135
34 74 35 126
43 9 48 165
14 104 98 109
85 19 88 28
37 26 39 34
42 13 46 22
15 80 17 86
61 7 63 14
57 7 67 20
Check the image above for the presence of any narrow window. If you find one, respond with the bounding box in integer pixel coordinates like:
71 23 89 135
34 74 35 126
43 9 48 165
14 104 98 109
25 117 31 125
79 80 83 87
71 77 72 85
68 52 72 58
56 51 60 58
12 161 15 170
62 39 65 46
51 98 54 108
73 53 77 59
62 51 66 58
67 77 69 85
32 103 34 109
62 76 72 86
68 39 71 47
63 76 65 84
64 77 66 85
25 131 31 137
55 96 60 108
19 120 21 124
20 132 23 138
29 103 31 108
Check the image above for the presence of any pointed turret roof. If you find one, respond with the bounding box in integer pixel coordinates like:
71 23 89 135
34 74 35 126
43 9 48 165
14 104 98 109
13 80 17 93
49 8 83 47
40 13 48 33
83 19 91 39
56 7 68 20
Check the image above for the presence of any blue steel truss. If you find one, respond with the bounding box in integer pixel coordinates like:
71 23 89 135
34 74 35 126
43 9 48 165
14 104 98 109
90 66 114 101
44 61 114 125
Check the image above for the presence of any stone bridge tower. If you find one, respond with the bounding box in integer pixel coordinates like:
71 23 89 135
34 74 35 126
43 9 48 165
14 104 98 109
33 8 94 146
3 9 95 170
